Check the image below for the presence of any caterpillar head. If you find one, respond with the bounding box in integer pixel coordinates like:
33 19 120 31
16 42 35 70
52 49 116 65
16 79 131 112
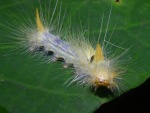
90 44 118 91
92 67 117 90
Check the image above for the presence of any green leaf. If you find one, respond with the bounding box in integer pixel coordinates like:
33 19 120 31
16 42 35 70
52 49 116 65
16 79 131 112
0 106 10 113
0 0 150 113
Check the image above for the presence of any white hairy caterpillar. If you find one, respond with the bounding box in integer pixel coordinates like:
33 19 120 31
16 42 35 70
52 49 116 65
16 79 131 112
2 0 128 93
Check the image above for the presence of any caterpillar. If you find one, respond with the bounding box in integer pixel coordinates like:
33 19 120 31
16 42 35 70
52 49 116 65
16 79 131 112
3 0 128 93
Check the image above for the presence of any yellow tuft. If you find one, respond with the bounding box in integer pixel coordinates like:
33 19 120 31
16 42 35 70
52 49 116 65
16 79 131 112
36 8 44 32
94 44 104 63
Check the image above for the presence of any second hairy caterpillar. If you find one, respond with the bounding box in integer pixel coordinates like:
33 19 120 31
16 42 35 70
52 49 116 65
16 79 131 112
4 1 128 93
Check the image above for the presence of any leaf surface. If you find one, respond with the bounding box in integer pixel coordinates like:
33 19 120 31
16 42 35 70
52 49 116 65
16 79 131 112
0 0 149 113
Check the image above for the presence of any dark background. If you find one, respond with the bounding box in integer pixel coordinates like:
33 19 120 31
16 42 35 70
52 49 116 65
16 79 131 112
95 78 150 113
